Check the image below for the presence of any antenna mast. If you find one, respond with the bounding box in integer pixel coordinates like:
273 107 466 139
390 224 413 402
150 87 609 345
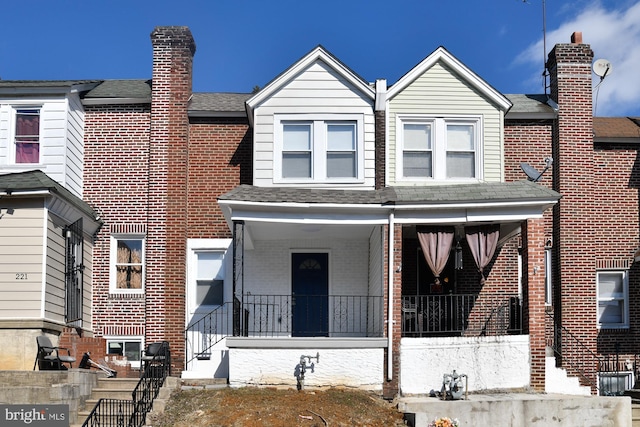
542 0 548 94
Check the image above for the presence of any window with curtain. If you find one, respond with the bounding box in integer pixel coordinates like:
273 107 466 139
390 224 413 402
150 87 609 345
110 236 145 293
15 108 40 164
597 271 628 328
398 116 480 181
276 115 362 183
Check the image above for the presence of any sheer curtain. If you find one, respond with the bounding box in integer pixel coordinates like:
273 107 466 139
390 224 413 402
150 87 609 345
416 226 455 286
15 110 40 163
465 225 500 284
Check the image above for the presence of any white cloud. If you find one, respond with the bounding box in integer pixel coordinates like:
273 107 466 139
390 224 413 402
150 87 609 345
516 1 640 116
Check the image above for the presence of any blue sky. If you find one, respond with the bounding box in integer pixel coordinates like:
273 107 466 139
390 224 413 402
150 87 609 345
1 0 639 116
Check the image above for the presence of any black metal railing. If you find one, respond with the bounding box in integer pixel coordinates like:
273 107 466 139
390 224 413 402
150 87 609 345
401 293 522 337
82 341 171 427
185 302 234 369
242 294 384 338
546 312 603 394
82 399 135 427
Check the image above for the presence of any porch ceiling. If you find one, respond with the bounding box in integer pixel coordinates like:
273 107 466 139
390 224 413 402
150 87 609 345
243 220 376 240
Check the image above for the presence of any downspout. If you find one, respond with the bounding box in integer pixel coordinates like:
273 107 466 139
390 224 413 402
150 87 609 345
387 211 394 380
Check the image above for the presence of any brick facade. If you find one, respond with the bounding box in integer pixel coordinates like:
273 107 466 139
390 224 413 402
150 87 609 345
67 28 638 395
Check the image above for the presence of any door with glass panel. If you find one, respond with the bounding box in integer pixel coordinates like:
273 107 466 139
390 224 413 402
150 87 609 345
291 253 329 337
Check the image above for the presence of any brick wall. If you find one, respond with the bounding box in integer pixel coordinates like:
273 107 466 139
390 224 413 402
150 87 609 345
383 223 402 398
187 117 252 238
146 27 196 372
548 35 597 358
84 105 151 336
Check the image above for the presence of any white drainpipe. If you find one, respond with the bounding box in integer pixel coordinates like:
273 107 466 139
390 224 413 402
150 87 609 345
387 211 395 380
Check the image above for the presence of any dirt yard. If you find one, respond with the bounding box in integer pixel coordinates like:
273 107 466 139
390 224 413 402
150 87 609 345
150 386 407 427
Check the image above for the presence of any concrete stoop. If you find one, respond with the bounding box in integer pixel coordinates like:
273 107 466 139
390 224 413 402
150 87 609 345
0 370 98 426
545 356 592 396
633 404 640 427
71 376 181 427
398 393 631 427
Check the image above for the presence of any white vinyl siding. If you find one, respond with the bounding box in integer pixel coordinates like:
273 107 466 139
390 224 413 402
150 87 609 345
0 94 85 198
388 61 503 185
252 60 375 188
0 199 46 318
44 215 67 322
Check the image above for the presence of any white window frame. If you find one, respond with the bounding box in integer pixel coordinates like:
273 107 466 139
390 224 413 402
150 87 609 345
596 270 629 329
273 114 365 184
105 336 143 369
187 239 232 315
396 115 483 182
109 234 146 294
9 105 43 166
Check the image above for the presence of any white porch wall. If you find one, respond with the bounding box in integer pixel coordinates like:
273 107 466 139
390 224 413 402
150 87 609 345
243 238 371 296
229 347 383 390
400 335 530 395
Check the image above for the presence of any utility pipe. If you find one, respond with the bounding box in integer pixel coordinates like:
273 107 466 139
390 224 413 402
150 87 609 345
387 211 394 380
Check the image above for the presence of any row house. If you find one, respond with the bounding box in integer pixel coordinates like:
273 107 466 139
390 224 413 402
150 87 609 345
1 26 638 398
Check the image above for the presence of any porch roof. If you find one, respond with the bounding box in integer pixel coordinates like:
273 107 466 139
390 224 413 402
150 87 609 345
0 170 103 234
219 181 560 207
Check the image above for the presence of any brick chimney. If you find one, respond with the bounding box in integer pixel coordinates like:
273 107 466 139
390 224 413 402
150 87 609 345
547 32 595 353
147 26 196 372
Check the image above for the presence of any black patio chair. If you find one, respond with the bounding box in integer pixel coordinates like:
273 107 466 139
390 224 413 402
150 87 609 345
140 341 171 376
33 335 76 370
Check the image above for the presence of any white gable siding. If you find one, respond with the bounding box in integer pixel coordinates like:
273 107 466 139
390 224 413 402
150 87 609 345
388 62 503 185
253 60 375 188
0 199 45 318
0 95 85 198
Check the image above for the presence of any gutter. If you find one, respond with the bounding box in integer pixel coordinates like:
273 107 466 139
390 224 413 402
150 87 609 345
387 211 394 381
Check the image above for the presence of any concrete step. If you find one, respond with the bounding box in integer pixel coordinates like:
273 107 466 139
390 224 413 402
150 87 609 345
96 377 140 390
89 388 135 400
632 403 640 427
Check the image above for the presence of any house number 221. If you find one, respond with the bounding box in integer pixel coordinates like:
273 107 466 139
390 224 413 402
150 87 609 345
15 273 28 280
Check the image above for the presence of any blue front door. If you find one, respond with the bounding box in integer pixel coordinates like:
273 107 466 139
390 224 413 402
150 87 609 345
292 253 329 337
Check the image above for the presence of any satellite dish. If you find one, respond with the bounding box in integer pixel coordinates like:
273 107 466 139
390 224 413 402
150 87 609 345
593 59 612 78
520 157 553 182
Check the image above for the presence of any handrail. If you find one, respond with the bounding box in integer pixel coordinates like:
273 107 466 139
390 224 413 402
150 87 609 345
546 312 603 393
185 302 233 369
82 342 171 427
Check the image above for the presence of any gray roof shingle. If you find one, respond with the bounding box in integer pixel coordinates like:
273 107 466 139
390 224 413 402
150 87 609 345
219 181 560 206
0 170 100 219
505 94 555 116
83 79 151 99
189 93 252 114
